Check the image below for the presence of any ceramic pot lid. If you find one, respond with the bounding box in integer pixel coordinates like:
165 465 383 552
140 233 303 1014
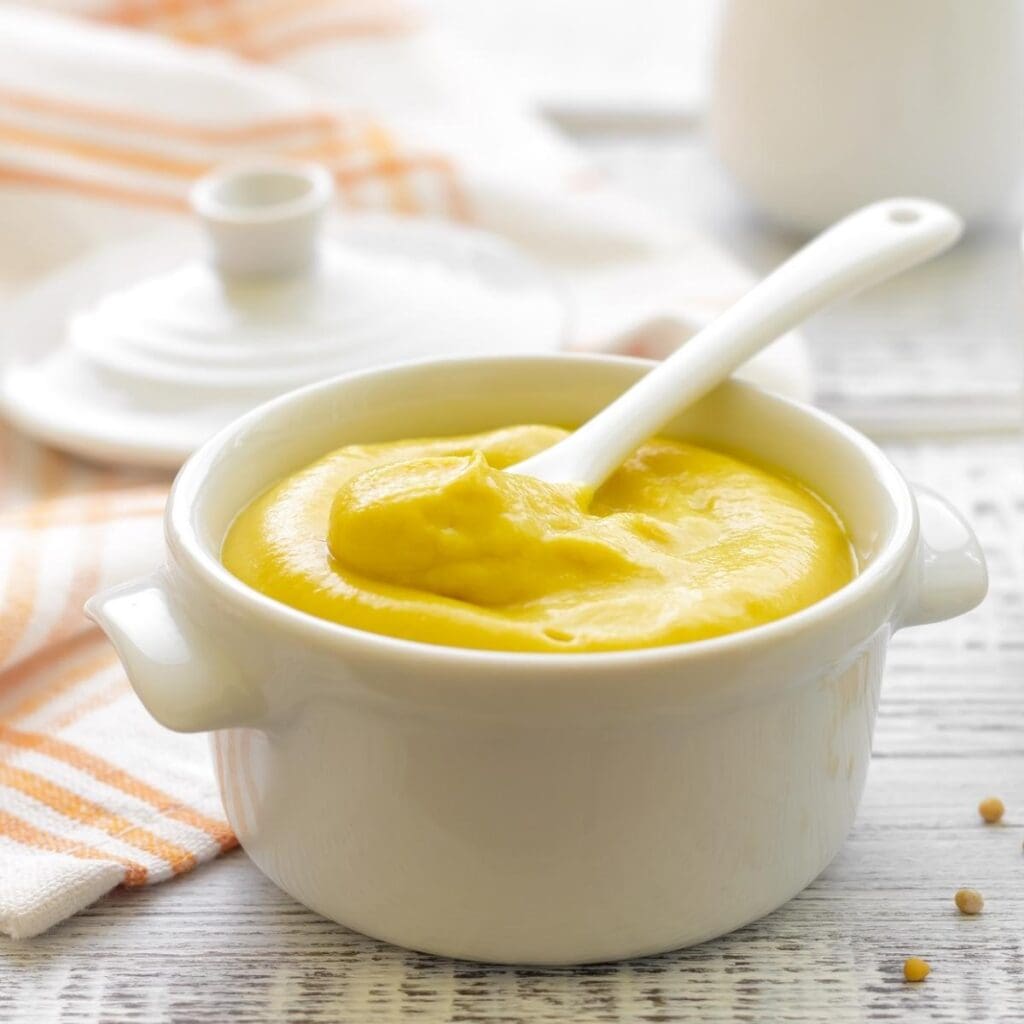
0 161 567 468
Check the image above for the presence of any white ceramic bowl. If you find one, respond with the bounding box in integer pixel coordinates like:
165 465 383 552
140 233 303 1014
87 355 987 965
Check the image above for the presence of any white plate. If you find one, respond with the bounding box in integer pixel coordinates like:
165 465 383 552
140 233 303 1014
0 215 568 469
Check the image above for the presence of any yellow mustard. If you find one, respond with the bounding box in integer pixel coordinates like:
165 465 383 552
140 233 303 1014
222 425 854 653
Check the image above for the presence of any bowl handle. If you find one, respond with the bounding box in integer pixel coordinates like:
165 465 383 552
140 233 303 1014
85 573 264 733
897 485 988 629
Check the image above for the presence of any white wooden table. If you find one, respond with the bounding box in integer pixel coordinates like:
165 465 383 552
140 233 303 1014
3 132 1023 1023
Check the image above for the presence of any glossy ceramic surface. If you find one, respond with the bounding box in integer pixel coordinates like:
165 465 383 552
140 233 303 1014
87 355 987 963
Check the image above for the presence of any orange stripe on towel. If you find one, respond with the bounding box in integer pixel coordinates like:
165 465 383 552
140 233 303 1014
31 446 74 501
0 117 451 200
209 0 336 39
0 496 61 671
0 165 186 212
331 153 469 219
0 809 148 885
98 0 418 53
0 631 100 695
0 148 464 218
100 0 229 29
0 451 74 666
0 86 340 147
138 0 332 49
362 123 416 214
1 644 121 722
36 497 115 653
0 121 210 179
0 488 167 530
0 762 198 873
0 724 235 852
32 483 165 656
41 677 130 732
242 14 418 59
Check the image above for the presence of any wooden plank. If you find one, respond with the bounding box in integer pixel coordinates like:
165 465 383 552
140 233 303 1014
2 751 1021 1022
2 137 1022 1023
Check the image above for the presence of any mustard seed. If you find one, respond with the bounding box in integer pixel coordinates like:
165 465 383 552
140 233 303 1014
955 888 984 915
979 796 1005 823
904 957 931 982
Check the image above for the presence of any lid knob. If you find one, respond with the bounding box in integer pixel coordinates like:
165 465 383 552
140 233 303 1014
190 160 335 278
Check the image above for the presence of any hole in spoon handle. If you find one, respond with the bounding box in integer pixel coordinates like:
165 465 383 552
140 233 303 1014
887 206 921 224
874 198 963 246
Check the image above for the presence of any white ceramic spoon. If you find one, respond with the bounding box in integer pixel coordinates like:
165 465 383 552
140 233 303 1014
511 198 962 490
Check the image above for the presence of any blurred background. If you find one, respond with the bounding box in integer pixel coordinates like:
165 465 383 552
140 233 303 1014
3 0 1021 443
439 0 1024 435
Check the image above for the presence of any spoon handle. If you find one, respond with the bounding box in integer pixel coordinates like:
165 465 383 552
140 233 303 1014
513 198 962 489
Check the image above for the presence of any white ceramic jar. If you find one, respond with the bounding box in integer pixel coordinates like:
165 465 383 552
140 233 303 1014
712 0 1024 233
87 355 987 964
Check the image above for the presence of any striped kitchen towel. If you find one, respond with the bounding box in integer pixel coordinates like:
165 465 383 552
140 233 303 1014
0 1 809 938
0 453 215 938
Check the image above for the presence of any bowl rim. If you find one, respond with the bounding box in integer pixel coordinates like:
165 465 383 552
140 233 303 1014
167 353 917 670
